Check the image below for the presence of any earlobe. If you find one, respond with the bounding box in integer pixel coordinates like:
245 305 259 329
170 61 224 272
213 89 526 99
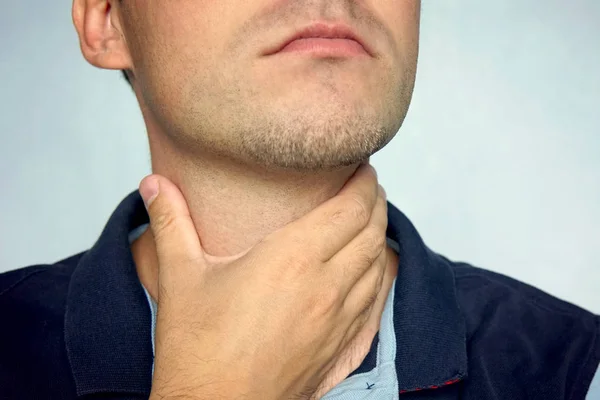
72 0 133 70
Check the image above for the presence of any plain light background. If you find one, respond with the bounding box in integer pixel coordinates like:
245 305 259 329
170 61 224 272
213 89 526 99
1 2 598 313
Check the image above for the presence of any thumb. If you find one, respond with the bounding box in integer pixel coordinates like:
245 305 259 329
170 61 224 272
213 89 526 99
139 174 206 284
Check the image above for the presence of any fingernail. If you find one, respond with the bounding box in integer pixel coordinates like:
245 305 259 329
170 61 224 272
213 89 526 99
140 176 159 209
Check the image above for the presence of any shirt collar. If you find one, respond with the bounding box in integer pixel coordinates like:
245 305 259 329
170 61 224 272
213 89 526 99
65 190 153 397
386 204 468 391
64 190 467 397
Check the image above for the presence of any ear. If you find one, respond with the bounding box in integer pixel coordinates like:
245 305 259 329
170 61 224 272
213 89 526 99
72 0 133 70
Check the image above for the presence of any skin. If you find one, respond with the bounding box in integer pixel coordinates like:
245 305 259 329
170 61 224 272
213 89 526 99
72 0 420 396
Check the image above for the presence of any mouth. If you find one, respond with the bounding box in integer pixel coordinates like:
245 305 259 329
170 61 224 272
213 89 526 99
275 37 369 57
263 21 373 58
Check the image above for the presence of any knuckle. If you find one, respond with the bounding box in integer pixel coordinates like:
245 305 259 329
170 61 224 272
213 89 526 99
328 207 347 227
362 292 378 315
356 249 378 268
291 253 313 274
353 299 376 329
308 287 341 319
151 213 180 241
346 195 370 226
320 289 339 310
363 229 386 255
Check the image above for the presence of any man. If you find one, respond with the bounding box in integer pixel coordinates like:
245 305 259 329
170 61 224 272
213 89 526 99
0 0 598 398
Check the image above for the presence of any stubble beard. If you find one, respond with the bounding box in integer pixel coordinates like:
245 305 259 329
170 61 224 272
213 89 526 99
235 107 398 172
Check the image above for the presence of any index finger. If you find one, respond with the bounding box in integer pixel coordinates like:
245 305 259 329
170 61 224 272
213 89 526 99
278 163 380 262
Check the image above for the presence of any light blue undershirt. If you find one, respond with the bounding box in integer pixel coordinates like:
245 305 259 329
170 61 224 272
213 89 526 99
589 369 600 399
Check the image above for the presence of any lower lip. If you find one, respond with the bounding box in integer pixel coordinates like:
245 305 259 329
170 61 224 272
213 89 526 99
277 38 369 57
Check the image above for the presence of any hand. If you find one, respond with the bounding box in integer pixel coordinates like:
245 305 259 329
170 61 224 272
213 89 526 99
140 163 388 400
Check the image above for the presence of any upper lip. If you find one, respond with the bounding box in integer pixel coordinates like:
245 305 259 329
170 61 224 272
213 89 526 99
263 21 373 56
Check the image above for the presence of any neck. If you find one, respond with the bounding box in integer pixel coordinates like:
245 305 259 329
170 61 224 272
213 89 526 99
132 129 366 299
159 148 361 257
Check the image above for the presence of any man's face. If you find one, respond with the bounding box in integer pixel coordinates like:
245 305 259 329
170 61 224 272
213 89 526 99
119 0 420 170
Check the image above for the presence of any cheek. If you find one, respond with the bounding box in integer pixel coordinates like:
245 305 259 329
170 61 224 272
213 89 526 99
130 14 216 91
379 1 420 53
144 7 248 83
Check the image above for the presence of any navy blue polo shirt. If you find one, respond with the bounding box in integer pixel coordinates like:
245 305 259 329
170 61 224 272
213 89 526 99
0 189 599 399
